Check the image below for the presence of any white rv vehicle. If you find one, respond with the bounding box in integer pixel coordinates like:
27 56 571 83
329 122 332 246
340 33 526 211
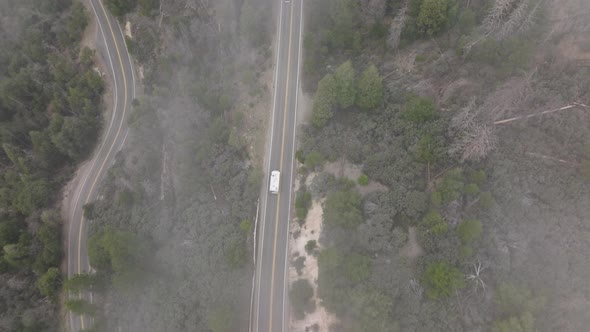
269 170 280 194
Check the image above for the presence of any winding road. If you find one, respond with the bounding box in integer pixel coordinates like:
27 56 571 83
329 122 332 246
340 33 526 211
251 0 304 331
66 1 135 331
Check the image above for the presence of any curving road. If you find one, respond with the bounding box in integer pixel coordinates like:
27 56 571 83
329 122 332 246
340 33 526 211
66 1 135 331
251 0 304 331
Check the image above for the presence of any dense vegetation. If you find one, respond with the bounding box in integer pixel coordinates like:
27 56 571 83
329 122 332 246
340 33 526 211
297 0 590 331
64 0 273 330
0 0 104 330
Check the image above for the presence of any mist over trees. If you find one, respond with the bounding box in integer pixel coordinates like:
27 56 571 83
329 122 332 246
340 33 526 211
0 0 105 329
69 0 273 330
298 0 590 330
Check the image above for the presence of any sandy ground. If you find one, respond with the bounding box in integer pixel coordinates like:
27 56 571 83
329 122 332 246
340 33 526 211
289 198 339 331
288 159 388 330
400 226 424 260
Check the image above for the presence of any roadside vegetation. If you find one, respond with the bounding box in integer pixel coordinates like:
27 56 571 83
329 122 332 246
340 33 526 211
64 0 273 330
0 0 104 330
296 0 590 331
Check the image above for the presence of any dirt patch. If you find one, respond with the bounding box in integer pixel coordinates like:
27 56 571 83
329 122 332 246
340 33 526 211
324 159 387 195
289 198 339 331
125 21 132 38
400 227 424 260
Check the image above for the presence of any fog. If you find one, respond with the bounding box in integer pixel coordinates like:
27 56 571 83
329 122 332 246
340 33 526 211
2 0 590 331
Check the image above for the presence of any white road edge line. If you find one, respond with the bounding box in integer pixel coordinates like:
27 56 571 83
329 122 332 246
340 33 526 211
282 0 304 331
68 1 119 330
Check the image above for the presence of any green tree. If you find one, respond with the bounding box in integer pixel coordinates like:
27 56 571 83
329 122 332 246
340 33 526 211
436 168 464 203
348 287 400 332
33 222 62 274
421 211 447 235
0 219 21 248
305 151 324 170
2 233 32 268
417 0 455 36
357 174 369 186
356 65 383 111
334 61 356 108
65 299 97 316
65 2 89 46
422 261 465 299
65 273 100 292
464 183 480 196
14 178 52 215
323 190 363 228
470 170 487 186
295 189 312 220
87 227 148 288
344 253 371 283
415 134 444 181
457 219 482 244
403 95 438 123
30 130 64 169
104 0 138 17
311 74 338 127
37 267 61 299
290 279 315 319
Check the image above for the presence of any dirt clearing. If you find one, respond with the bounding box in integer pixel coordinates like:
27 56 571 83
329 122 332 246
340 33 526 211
289 198 339 331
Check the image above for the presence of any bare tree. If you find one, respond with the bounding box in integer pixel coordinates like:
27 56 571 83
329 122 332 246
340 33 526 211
463 0 544 57
465 261 487 294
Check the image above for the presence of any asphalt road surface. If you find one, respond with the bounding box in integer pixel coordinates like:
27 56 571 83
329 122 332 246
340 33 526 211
252 0 303 331
66 1 135 331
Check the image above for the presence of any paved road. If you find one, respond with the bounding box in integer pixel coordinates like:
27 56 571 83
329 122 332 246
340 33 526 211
252 0 303 331
66 1 135 331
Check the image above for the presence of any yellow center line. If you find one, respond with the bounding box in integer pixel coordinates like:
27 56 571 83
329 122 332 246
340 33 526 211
268 1 295 330
78 0 130 328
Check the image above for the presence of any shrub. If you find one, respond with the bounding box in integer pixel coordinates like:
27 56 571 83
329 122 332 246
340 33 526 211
305 151 325 170
464 183 480 196
357 174 369 186
37 267 61 299
356 65 383 111
239 220 252 232
295 189 312 221
421 211 447 235
470 170 487 186
305 240 317 255
416 0 456 36
311 74 338 127
403 95 438 123
294 256 306 276
290 279 315 320
422 261 465 299
323 190 363 228
457 219 482 244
